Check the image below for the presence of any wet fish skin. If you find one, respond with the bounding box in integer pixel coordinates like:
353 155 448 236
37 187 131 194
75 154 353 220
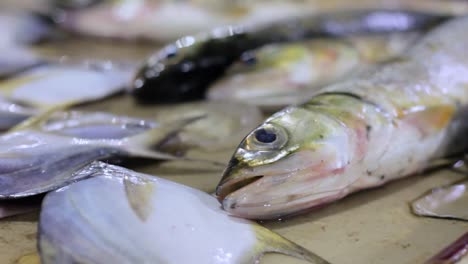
0 12 53 47
0 63 134 108
38 162 329 264
0 110 199 199
412 179 468 222
52 0 317 42
216 16 468 219
425 232 468 264
207 32 422 109
132 9 449 104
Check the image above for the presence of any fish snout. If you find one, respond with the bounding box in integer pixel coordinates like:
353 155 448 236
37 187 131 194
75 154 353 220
216 158 263 203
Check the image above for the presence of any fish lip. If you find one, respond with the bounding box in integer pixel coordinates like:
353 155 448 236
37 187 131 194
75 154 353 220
215 174 264 203
219 166 352 219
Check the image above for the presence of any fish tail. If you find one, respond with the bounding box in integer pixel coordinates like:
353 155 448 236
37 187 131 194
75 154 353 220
253 225 330 264
122 115 203 160
122 115 226 167
9 102 73 132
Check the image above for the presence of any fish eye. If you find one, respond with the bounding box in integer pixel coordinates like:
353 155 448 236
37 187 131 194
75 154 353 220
164 45 178 59
247 124 288 150
254 128 276 143
240 51 257 65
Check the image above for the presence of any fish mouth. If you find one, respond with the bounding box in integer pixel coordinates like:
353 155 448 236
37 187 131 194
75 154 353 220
216 166 354 219
216 174 264 204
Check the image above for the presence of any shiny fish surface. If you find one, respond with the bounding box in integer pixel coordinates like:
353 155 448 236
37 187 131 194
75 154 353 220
39 162 329 264
426 232 468 264
56 0 314 41
208 33 421 109
216 16 468 219
0 110 196 199
0 12 52 47
0 63 134 108
0 96 36 131
412 180 468 221
153 102 263 151
132 10 449 103
0 46 42 79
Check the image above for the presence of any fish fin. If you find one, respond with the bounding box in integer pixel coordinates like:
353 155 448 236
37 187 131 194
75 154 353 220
0 74 44 98
252 225 330 264
401 105 455 135
9 103 73 132
122 115 226 167
123 177 155 222
412 180 468 221
122 115 204 160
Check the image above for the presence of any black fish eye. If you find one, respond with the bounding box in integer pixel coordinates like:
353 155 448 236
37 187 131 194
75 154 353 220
241 52 257 65
254 128 277 143
164 46 178 59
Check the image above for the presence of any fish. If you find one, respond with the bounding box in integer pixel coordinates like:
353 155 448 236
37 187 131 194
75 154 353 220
0 11 53 47
132 10 449 103
425 232 468 264
38 161 329 264
0 46 43 79
152 101 263 151
0 62 134 108
207 32 422 110
412 179 468 222
51 0 468 43
0 96 36 131
0 107 205 199
215 16 468 220
53 0 316 42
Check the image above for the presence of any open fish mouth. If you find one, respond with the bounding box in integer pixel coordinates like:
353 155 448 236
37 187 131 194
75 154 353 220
216 174 264 202
217 167 351 219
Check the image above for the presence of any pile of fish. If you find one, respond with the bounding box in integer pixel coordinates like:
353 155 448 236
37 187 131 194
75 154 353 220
1 3 468 264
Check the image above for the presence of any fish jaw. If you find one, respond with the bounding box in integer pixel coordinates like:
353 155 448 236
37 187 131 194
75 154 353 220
217 146 356 220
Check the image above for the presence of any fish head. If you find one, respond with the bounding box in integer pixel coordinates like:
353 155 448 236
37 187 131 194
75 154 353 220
216 106 353 219
208 43 313 102
208 41 358 107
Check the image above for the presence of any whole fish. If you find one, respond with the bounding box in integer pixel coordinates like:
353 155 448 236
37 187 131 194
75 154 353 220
53 0 315 42
216 16 468 219
207 32 421 110
38 161 329 264
0 108 203 199
0 62 133 108
51 0 468 43
132 10 449 103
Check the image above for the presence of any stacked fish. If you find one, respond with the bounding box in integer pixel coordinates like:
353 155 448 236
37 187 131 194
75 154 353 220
1 1 468 263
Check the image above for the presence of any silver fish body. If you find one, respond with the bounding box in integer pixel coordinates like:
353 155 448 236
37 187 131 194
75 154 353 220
0 63 134 108
0 110 194 199
217 16 468 219
207 32 422 110
38 162 329 264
